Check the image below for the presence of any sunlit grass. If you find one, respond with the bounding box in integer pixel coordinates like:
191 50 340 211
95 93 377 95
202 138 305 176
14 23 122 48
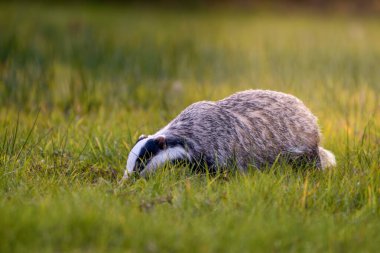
0 3 380 252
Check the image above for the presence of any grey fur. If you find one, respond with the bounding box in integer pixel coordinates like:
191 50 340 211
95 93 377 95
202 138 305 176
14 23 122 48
126 89 336 177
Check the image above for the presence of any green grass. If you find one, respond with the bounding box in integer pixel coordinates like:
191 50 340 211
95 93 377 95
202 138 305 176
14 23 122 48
1 3 380 252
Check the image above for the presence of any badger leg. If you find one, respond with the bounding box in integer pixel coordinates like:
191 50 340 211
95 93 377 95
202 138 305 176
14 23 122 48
286 147 323 169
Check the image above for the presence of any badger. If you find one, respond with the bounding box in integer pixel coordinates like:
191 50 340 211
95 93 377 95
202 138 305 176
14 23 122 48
124 89 336 179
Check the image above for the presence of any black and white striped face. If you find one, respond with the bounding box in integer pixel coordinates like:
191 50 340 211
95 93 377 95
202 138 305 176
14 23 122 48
124 134 190 179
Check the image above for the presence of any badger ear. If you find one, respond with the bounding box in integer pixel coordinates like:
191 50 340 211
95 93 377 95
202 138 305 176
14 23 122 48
155 135 167 150
135 134 148 145
138 134 147 141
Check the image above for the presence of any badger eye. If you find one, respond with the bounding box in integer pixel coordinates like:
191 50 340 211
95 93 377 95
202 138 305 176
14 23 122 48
134 158 146 173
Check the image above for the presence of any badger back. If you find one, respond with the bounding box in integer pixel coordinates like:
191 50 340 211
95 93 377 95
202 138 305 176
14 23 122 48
161 101 257 170
217 90 321 160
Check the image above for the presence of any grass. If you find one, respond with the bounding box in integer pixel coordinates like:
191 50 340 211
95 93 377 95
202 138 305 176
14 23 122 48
1 3 380 252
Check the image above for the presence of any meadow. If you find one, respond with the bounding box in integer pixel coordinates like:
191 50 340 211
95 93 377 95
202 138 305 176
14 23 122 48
0 3 380 252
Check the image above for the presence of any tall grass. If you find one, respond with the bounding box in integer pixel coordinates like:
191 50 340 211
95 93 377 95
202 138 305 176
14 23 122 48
0 3 379 252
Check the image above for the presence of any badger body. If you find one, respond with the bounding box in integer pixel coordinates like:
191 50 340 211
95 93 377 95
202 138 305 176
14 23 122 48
124 90 336 178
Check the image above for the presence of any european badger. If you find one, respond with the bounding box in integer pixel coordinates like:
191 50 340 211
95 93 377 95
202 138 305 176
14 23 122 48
124 90 336 178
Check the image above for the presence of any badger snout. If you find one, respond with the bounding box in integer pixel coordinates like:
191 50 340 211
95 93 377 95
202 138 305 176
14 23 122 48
125 134 190 178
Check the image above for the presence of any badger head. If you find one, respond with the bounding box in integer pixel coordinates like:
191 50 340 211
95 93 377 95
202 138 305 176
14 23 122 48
123 134 191 179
